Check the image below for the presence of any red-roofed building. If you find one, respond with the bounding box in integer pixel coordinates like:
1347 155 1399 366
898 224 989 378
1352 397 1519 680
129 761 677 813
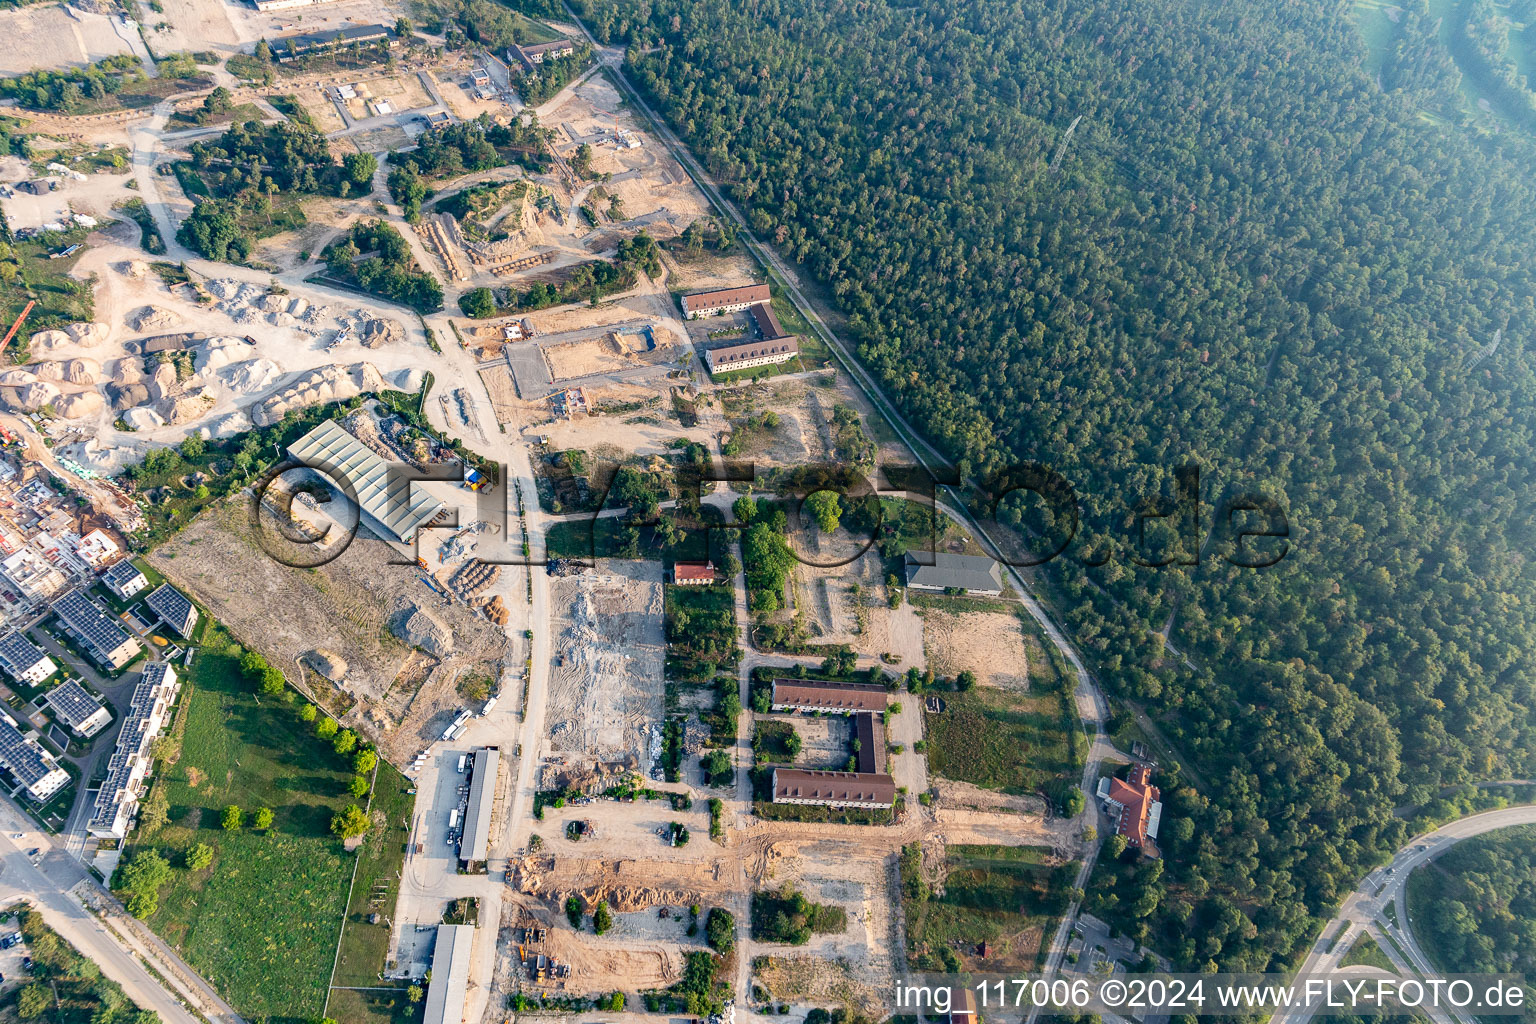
672 561 716 585
1097 764 1162 848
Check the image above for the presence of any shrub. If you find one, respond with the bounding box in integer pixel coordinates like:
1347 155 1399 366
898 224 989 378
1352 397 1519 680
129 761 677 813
221 804 243 831
593 899 612 934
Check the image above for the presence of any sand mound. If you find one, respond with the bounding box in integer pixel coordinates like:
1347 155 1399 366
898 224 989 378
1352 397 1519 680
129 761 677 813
109 382 151 411
3 381 62 413
194 336 257 374
147 362 180 402
251 362 384 427
27 329 71 352
127 306 182 333
394 368 427 392
30 362 63 382
390 604 453 659
111 359 147 385
359 318 405 348
159 384 219 425
123 260 152 279
222 358 282 395
207 409 253 437
123 406 165 430
57 392 104 419
64 358 100 385
0 369 38 386
66 322 111 346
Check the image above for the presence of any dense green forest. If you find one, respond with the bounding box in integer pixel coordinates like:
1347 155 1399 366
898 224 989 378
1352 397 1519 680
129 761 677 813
1407 825 1536 1020
570 0 1536 973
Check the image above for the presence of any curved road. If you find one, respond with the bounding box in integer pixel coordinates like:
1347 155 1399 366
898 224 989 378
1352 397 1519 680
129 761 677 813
1277 805 1536 1024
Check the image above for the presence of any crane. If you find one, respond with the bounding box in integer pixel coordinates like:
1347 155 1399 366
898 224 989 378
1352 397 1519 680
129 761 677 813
0 299 35 360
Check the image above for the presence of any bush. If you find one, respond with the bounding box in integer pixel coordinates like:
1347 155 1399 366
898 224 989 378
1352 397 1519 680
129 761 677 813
316 717 338 739
185 843 214 870
221 804 243 831
254 806 275 830
331 804 370 839
593 899 612 934
565 896 583 928
705 907 735 953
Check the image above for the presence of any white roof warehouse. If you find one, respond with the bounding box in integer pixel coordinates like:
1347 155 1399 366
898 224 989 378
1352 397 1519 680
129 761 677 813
286 419 447 543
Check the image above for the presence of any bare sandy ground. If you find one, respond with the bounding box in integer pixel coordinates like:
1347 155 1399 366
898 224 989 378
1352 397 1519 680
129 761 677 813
922 608 1032 688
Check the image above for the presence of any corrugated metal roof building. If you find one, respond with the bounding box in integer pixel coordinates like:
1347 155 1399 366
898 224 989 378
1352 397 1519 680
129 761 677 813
286 419 447 543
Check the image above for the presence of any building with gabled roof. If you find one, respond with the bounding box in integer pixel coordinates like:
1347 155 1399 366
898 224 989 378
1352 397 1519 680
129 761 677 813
510 39 576 70
459 747 500 865
672 561 715 585
902 551 1003 596
705 336 798 375
771 768 895 809
680 284 770 318
423 924 475 1024
1097 764 1162 849
144 583 199 638
286 419 447 543
771 679 889 714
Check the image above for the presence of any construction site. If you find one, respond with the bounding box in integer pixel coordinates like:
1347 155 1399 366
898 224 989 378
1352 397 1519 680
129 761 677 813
544 562 665 766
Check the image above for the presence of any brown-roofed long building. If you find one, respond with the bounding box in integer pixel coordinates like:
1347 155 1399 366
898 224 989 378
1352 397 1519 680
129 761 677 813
681 284 771 318
771 767 895 809
771 679 889 714
510 39 576 69
705 336 799 375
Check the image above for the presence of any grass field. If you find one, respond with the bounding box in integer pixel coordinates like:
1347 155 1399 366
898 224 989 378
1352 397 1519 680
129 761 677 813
924 684 1074 795
1 225 94 347
1340 932 1396 971
1351 0 1403 77
330 763 416 988
325 986 421 1024
904 844 1073 973
133 623 360 1020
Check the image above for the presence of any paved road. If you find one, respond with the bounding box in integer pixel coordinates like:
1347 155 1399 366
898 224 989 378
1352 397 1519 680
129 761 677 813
553 10 1117 1011
0 798 223 1024
1276 805 1536 1024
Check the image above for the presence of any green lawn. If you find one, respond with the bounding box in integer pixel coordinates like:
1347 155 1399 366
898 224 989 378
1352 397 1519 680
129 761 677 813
1340 932 1396 971
1350 0 1403 77
133 623 359 1020
1 226 94 347
330 763 416 988
903 844 1073 973
924 685 1075 795
326 986 422 1024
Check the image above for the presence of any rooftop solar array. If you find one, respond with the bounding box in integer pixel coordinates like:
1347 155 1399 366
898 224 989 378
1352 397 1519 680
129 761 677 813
90 663 179 836
145 583 199 637
52 591 137 663
42 679 107 730
287 419 447 542
0 632 48 676
0 711 66 794
102 560 147 591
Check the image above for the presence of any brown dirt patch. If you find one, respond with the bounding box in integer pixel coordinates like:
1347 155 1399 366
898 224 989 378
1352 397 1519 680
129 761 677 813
922 609 1032 688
